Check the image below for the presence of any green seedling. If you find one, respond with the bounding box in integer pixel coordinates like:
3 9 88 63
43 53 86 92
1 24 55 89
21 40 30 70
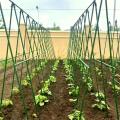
0 117 3 120
69 85 79 97
108 82 120 94
68 109 85 120
36 67 41 72
21 80 30 86
92 100 110 111
93 91 105 100
66 74 73 82
44 80 51 86
0 112 3 120
83 76 93 92
38 86 52 96
1 99 13 108
95 67 102 76
92 92 110 111
12 87 20 94
49 76 56 83
86 77 93 92
26 75 31 81
35 94 49 106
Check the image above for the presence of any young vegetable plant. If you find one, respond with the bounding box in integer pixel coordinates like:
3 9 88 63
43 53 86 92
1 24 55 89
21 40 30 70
108 81 120 94
21 79 30 87
12 87 20 95
69 85 80 97
1 99 13 108
52 60 59 71
35 61 58 107
49 75 56 83
92 91 110 111
0 112 3 120
38 84 52 96
68 109 85 120
35 94 49 106
0 117 3 120
95 67 102 77
83 75 93 92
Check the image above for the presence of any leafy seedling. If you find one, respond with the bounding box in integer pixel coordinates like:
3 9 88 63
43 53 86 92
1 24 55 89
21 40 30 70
92 100 110 111
108 82 120 94
92 91 110 111
93 91 105 101
86 77 93 92
12 87 20 95
0 117 3 120
38 86 52 96
1 99 13 108
21 80 30 86
35 95 49 106
68 109 85 120
49 76 56 83
69 86 79 97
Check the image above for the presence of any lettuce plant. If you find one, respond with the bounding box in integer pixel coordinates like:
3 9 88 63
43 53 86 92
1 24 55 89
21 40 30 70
68 109 85 120
21 80 30 86
108 81 120 94
92 92 110 111
38 85 52 96
35 94 49 106
12 87 20 94
69 85 79 97
49 76 56 83
1 99 13 108
0 117 3 120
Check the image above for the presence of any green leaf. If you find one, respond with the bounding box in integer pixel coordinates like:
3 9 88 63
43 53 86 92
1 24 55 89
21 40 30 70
2 99 13 107
39 102 44 106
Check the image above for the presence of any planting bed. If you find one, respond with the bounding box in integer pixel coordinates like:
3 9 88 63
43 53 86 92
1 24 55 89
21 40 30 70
38 61 72 120
0 60 120 120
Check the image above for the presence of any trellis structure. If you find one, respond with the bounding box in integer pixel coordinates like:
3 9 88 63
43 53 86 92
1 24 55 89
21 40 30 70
0 0 55 118
68 0 120 119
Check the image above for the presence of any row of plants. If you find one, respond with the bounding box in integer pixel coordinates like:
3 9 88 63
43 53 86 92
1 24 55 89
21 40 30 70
64 59 113 120
34 60 59 117
81 65 109 111
95 65 120 94
94 65 120 110
80 61 110 111
21 60 48 87
0 60 48 120
63 60 85 120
